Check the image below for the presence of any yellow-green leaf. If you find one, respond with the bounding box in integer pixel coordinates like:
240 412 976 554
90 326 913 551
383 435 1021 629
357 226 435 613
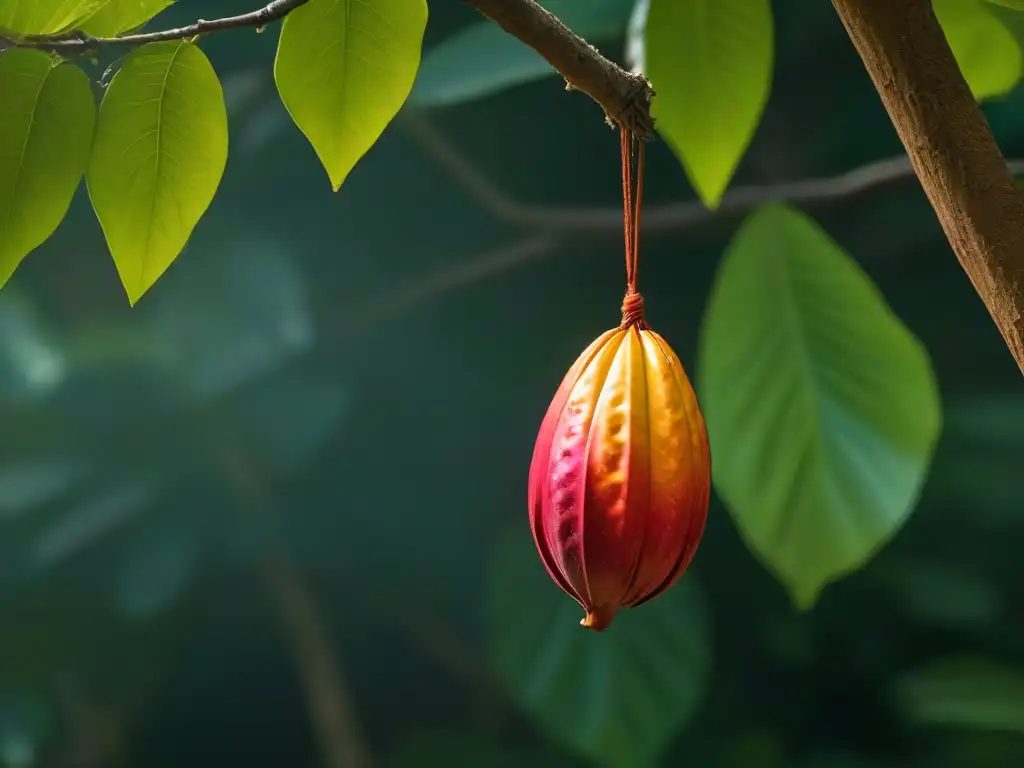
644 0 774 209
697 204 941 609
0 50 96 286
79 0 172 36
86 41 228 305
984 0 1024 12
0 0 104 34
936 0 1022 100
274 0 428 191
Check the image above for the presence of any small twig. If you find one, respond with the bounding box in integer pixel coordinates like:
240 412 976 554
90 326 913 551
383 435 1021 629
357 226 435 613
3 0 309 54
337 117 1024 332
337 235 558 334
206 434 373 768
407 114 1024 235
263 553 373 768
459 0 655 140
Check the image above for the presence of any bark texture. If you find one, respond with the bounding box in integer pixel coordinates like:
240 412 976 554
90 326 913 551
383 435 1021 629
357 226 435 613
833 0 1024 374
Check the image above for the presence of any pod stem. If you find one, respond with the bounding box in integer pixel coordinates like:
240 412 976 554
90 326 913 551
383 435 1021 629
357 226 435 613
620 128 647 328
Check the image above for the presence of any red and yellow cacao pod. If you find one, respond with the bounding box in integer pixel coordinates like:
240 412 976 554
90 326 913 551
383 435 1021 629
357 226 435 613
528 295 711 631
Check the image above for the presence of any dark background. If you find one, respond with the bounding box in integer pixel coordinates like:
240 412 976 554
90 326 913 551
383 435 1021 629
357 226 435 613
2 0 1024 766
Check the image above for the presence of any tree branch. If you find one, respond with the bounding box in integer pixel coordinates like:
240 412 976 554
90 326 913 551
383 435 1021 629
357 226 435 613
2 0 309 54
333 115 1024 334
406 114 1024 236
263 552 373 768
833 0 1024 376
459 0 655 140
5 0 656 141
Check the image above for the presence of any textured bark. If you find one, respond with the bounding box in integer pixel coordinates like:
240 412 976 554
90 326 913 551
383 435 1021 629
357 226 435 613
461 0 655 139
833 0 1024 374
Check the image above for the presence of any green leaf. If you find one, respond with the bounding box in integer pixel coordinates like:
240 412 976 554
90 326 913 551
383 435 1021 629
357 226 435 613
895 657 1024 733
146 233 312 397
697 204 941 609
0 50 95 286
79 0 172 36
485 526 711 768
643 0 774 208
31 478 160 570
113 520 201 619
0 0 103 34
936 0 1022 100
984 0 1024 11
0 459 90 519
274 0 427 191
87 41 228 305
411 0 635 107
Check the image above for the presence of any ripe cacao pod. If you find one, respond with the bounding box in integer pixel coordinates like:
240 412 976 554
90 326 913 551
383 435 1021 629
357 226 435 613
527 294 711 631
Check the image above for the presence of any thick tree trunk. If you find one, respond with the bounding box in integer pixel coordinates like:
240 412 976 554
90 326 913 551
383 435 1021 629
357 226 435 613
833 0 1024 375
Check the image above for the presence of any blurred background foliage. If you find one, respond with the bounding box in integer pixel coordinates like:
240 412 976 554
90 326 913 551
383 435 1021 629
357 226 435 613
3 0 1024 766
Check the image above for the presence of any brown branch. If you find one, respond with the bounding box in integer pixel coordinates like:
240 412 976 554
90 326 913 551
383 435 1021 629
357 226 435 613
2 0 309 54
345 113 1024 332
406 114 1024 236
459 0 655 140
833 0 1024 376
9 0 657 142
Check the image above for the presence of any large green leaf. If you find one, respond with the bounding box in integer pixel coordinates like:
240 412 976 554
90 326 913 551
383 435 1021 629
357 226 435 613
79 0 172 36
935 0 1022 100
274 0 427 191
0 50 95 286
485 526 711 768
697 204 941 609
643 0 774 208
0 0 102 34
87 41 228 305
895 658 1024 733
411 0 635 107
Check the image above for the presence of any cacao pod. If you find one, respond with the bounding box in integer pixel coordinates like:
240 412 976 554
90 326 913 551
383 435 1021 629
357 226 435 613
528 294 711 631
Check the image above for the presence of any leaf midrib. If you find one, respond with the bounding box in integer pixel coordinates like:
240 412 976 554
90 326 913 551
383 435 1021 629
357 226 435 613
777 245 826 547
140 41 185 293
